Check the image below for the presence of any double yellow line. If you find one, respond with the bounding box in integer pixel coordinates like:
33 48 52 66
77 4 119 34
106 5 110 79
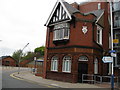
10 72 24 81
9 72 55 88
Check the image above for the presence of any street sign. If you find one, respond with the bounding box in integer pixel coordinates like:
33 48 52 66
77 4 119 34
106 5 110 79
113 39 119 44
109 50 116 53
34 57 36 61
102 56 113 63
111 53 117 57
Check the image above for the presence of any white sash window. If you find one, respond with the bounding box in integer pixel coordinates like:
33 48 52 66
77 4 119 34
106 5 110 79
62 56 71 73
51 56 58 71
94 58 98 74
97 25 102 45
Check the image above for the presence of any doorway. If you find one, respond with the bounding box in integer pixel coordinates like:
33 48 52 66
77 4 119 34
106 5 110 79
78 63 88 83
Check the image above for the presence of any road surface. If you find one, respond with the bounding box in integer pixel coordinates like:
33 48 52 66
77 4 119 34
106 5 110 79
2 67 48 89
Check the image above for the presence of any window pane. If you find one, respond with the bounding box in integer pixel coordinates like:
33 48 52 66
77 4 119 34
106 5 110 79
62 56 71 72
79 56 88 61
114 12 120 27
64 29 69 38
94 58 98 74
53 23 70 41
113 2 120 11
59 29 63 39
51 56 58 71
116 34 120 46
97 26 102 45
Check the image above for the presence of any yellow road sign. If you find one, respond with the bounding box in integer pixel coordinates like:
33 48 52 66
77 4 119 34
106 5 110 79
113 39 119 44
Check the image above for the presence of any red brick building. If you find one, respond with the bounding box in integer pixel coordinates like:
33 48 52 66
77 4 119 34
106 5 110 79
20 60 31 67
44 0 110 83
2 56 16 66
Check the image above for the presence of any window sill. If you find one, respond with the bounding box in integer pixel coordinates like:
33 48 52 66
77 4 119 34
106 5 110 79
97 42 102 46
95 41 103 48
62 71 71 73
51 70 58 72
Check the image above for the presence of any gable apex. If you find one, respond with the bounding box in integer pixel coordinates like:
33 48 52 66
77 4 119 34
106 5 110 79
45 0 72 26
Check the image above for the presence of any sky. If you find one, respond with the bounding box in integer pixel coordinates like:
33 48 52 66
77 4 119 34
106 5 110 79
1 0 118 57
0 0 88 57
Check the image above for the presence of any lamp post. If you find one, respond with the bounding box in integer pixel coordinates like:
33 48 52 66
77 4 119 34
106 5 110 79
34 57 37 74
110 1 114 89
18 43 29 74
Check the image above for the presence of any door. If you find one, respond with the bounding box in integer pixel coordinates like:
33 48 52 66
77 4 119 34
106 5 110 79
78 63 88 83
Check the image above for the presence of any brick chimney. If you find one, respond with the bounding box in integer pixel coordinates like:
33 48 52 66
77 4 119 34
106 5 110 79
71 2 79 10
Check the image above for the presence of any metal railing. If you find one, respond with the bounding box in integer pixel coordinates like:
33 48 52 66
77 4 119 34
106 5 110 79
117 76 120 88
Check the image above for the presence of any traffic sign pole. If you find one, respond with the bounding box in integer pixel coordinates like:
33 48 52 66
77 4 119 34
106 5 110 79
110 1 114 89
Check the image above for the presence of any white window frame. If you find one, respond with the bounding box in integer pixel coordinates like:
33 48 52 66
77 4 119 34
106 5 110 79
94 58 98 74
62 56 71 73
78 56 88 61
97 25 103 45
51 56 58 71
53 23 70 41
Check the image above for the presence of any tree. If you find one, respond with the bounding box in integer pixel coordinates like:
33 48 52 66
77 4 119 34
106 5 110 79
34 46 45 56
22 52 35 61
12 49 22 65
12 46 45 65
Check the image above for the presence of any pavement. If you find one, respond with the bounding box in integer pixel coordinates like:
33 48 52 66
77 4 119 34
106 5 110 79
10 70 113 88
2 66 119 89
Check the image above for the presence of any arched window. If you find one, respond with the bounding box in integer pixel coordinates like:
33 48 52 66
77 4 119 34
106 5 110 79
78 56 88 61
94 58 98 74
62 56 71 72
51 56 58 71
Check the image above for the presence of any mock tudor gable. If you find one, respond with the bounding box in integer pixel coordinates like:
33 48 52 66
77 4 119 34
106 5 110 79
45 0 80 26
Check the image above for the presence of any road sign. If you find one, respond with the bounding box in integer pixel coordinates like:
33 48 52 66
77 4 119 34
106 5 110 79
102 56 113 63
113 39 119 44
109 50 116 53
34 57 36 61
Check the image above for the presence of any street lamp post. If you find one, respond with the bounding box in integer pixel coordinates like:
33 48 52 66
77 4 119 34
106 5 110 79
110 1 114 89
34 57 37 74
18 43 29 74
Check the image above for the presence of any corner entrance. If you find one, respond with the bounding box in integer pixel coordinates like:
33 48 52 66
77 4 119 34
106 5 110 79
78 63 88 83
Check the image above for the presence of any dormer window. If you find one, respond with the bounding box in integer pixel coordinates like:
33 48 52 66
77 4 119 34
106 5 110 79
53 23 70 41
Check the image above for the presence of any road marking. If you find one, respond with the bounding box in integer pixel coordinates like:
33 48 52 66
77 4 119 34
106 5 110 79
9 72 56 88
10 72 24 81
50 84 60 87
44 85 55 88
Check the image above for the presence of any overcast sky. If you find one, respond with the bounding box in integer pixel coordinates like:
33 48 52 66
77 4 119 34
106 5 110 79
0 0 89 57
1 0 117 57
